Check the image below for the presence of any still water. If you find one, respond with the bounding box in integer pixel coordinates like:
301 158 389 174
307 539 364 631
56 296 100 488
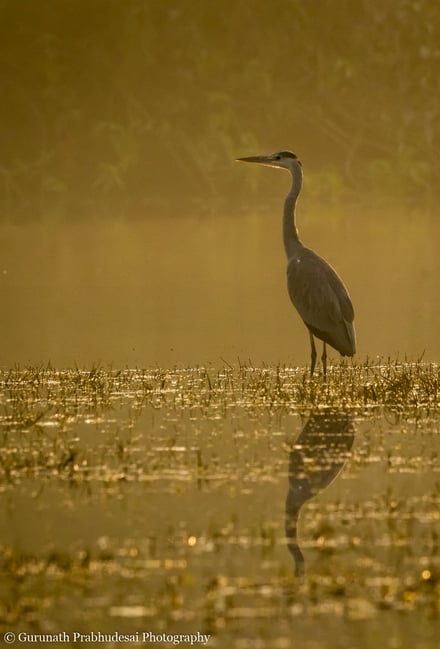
0 209 439 367
0 366 439 648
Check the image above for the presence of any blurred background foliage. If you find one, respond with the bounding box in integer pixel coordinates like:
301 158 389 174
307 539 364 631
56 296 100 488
1 0 440 220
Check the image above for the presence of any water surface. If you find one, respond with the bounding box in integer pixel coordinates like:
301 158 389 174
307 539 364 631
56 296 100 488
1 365 438 648
1 210 438 367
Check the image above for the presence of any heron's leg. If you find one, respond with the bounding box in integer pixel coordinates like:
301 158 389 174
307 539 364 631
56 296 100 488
309 332 317 376
321 342 327 378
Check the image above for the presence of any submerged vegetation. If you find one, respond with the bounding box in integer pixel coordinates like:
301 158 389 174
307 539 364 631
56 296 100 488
1 359 439 422
0 360 439 644
0 360 438 487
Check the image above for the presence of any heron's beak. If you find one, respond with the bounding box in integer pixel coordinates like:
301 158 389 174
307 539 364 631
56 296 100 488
235 155 272 164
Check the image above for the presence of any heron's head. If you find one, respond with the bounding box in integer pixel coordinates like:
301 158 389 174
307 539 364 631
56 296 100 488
236 150 302 174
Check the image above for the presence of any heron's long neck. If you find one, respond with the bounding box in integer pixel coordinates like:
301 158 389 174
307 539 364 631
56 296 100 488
285 503 305 577
283 167 303 259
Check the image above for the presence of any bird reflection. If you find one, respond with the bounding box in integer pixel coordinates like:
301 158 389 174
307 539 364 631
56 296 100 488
285 411 355 576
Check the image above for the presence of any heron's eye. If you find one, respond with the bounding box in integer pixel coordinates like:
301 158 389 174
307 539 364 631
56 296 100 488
274 155 281 160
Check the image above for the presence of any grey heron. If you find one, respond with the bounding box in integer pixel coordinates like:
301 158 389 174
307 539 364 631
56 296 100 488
236 151 356 376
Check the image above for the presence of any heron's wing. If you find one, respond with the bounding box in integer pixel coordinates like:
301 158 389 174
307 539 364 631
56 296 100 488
287 248 355 354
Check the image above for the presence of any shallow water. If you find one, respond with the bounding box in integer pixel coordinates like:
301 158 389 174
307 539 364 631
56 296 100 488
0 365 439 648
1 210 439 367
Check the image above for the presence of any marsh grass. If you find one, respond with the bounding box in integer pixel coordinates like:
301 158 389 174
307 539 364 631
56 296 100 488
0 360 438 488
0 360 439 645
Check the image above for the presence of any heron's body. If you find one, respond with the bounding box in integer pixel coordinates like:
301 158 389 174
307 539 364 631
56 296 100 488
236 150 356 375
287 246 355 356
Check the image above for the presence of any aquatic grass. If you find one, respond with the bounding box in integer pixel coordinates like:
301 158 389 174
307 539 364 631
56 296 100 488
1 359 439 415
0 360 438 489
1 535 438 632
1 360 439 433
0 359 438 645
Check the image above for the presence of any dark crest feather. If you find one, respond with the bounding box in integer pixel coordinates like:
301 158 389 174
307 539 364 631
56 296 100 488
274 150 301 166
277 150 297 158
